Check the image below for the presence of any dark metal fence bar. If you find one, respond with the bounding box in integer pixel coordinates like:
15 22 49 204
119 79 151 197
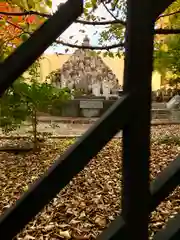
121 0 154 238
152 0 175 20
97 215 126 240
150 154 180 210
0 94 132 240
153 213 180 240
0 0 179 239
98 154 180 240
0 0 83 96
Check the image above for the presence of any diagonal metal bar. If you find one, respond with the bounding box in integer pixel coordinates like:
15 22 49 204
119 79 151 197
150 154 180 210
0 94 132 240
0 0 83 96
98 154 180 240
98 215 126 240
153 212 180 240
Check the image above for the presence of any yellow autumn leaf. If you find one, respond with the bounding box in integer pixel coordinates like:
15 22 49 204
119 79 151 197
160 43 168 52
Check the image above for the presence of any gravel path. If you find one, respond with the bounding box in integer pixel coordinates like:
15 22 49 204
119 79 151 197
0 123 92 136
0 119 180 138
0 122 122 137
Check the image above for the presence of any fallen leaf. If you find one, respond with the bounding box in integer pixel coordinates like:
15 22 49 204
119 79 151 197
0 126 180 239
94 216 107 228
59 230 71 239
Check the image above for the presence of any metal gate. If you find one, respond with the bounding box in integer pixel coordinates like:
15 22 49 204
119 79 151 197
0 0 179 239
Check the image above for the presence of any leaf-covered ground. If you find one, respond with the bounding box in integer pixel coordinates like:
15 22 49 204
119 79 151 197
0 125 180 239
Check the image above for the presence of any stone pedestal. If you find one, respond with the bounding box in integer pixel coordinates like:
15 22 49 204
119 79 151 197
80 99 103 117
170 110 180 121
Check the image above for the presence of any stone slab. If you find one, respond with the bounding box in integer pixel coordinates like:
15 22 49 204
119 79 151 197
80 100 103 109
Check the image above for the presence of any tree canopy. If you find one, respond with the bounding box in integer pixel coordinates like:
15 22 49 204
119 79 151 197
154 0 180 85
0 0 48 60
1 0 180 82
1 0 178 54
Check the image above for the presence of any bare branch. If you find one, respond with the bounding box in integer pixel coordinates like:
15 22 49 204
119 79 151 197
1 5 180 26
0 16 29 35
0 34 23 48
102 2 119 21
0 11 126 26
110 0 119 11
157 9 180 19
2 10 180 51
2 16 124 50
55 40 124 50
4 6 179 27
0 16 24 48
155 28 180 34
76 19 125 25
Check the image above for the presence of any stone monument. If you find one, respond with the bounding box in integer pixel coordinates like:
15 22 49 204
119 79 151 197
58 36 120 97
167 95 180 121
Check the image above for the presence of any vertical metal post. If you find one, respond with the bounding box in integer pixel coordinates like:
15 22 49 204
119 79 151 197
122 0 154 239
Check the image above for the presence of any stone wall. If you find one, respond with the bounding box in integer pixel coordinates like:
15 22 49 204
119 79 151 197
50 99 180 121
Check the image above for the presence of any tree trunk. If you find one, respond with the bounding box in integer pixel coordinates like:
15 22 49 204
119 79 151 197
32 107 38 151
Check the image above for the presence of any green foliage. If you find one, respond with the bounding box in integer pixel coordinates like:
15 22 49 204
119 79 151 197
169 77 180 89
0 60 71 150
83 0 180 61
155 135 180 146
0 79 28 133
154 1 180 82
10 0 51 12
72 88 87 97
165 36 180 76
162 0 180 28
20 33 30 42
154 44 169 75
154 34 180 85
45 69 61 86
0 78 52 132
82 0 126 57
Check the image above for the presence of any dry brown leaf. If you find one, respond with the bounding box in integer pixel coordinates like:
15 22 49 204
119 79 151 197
94 216 107 228
24 235 36 240
0 126 180 239
59 230 71 239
